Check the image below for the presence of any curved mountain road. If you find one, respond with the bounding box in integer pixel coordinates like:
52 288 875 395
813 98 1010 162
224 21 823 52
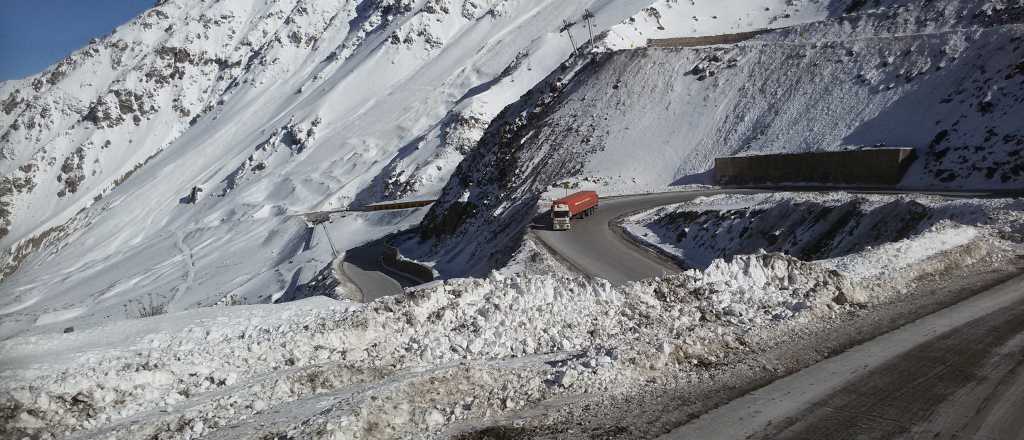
531 189 749 284
533 188 1024 438
342 189 752 299
532 188 1024 439
342 239 421 302
530 188 1014 285
346 188 1011 295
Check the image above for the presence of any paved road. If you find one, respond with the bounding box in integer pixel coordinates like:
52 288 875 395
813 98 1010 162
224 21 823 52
342 240 418 302
662 272 1024 440
344 187 1017 295
532 190 751 285
530 188 1013 285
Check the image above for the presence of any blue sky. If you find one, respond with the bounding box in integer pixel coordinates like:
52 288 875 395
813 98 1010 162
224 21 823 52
0 0 155 80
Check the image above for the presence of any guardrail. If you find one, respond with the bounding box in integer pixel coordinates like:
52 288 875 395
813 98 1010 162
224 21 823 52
299 200 437 224
361 200 437 212
648 29 776 48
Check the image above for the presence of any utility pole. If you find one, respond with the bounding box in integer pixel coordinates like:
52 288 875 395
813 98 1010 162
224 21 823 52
561 19 578 56
583 9 595 43
321 222 339 260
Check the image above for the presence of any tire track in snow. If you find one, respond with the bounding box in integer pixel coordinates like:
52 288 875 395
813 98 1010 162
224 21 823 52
170 231 196 310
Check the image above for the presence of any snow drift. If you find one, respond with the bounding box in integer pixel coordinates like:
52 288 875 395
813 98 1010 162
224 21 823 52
0 252 871 439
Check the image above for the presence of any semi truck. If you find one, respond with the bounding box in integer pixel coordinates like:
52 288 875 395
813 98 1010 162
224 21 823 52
551 191 599 231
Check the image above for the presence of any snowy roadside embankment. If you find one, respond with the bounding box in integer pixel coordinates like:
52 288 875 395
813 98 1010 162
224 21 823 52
2 252 870 439
623 193 1024 287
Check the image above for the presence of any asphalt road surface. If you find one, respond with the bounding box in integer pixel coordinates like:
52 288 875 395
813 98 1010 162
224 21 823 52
532 190 749 285
662 272 1024 440
530 188 1009 285
342 239 417 302
340 190 747 299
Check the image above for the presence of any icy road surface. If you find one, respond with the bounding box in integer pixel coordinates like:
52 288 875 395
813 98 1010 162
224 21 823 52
663 271 1024 440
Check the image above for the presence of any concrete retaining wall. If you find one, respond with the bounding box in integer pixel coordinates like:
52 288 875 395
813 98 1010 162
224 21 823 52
362 200 436 212
714 148 916 186
648 29 774 48
382 246 436 284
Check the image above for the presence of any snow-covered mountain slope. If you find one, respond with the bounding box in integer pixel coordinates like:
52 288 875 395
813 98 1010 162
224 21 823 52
0 0 839 337
411 0 1024 277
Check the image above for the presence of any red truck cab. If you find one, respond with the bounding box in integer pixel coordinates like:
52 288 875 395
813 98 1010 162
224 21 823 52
551 191 599 231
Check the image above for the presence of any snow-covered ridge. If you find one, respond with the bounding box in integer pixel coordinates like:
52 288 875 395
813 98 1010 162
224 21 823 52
4 0 818 337
0 0 831 261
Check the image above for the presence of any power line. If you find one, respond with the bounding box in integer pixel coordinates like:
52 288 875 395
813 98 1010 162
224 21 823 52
583 9 595 43
321 223 339 259
561 19 578 56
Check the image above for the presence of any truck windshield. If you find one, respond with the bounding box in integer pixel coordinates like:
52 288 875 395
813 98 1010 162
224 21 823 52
552 211 570 219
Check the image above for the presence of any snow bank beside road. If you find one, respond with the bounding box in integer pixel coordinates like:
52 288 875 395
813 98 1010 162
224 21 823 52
623 192 1024 281
818 222 979 278
1 253 865 439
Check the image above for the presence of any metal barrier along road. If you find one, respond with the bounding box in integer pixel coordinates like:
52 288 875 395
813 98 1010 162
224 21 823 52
648 29 777 48
362 200 437 212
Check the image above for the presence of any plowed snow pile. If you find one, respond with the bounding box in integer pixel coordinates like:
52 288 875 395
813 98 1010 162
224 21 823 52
624 193 1024 282
0 250 920 439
